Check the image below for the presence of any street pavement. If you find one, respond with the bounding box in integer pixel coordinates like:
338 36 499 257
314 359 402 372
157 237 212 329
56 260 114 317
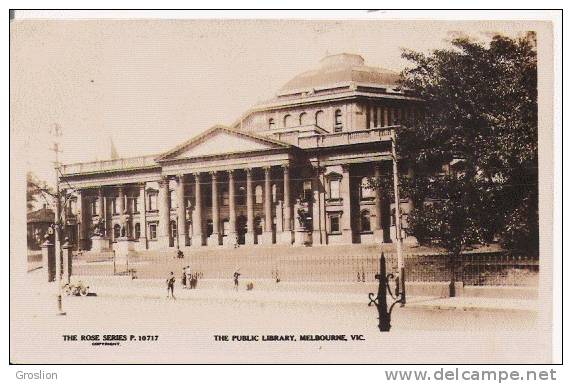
10 270 549 364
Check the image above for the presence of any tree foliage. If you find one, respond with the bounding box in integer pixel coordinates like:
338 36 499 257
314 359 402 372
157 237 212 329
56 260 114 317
398 33 538 256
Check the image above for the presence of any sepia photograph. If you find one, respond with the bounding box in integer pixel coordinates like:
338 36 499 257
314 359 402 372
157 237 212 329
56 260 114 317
9 10 560 366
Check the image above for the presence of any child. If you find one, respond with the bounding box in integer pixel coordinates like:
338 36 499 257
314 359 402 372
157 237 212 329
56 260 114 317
166 272 176 299
233 271 241 291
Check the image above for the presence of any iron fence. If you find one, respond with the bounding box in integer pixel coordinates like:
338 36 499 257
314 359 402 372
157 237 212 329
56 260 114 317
69 248 538 287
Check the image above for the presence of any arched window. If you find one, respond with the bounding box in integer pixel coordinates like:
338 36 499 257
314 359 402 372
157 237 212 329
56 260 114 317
334 109 343 132
255 185 263 204
272 184 277 203
299 112 308 126
268 118 275 129
360 210 371 233
113 224 121 240
315 110 325 128
360 177 375 200
283 114 292 128
134 223 141 239
237 185 246 205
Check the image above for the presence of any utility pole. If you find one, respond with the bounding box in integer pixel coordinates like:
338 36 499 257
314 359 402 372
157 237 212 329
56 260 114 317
391 129 406 305
50 124 66 316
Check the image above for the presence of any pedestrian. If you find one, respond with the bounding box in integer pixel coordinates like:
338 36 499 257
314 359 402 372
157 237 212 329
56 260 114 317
181 267 187 289
185 265 192 289
233 271 241 291
166 272 176 300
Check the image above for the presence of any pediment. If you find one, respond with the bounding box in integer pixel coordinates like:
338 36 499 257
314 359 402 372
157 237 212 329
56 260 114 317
158 126 290 161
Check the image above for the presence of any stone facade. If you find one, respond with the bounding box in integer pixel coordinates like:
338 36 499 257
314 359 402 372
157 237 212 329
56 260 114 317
60 53 419 252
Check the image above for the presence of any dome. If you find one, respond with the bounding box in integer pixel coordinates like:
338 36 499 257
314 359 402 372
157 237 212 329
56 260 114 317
278 53 400 94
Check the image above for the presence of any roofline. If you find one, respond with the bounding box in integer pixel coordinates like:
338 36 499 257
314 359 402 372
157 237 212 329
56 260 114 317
231 88 423 129
155 124 292 162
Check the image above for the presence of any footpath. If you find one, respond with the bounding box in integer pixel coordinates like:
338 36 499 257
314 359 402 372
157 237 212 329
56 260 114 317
65 275 538 314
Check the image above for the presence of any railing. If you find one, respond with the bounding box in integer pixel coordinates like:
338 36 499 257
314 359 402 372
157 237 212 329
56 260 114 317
297 126 395 148
70 249 539 287
60 155 159 175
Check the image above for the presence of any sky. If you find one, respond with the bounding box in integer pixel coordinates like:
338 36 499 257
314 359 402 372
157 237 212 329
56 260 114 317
10 18 536 185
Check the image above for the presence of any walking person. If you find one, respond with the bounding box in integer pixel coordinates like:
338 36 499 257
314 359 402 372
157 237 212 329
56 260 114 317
181 267 187 289
166 272 176 300
185 265 192 289
233 270 241 291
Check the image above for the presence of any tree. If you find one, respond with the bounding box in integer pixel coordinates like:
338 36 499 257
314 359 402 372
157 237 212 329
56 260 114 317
393 33 538 296
26 172 54 211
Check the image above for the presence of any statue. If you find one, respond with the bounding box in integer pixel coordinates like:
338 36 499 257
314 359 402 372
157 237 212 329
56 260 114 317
91 217 105 237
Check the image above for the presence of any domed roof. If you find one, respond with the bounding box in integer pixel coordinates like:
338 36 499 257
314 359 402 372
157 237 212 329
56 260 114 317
278 53 400 94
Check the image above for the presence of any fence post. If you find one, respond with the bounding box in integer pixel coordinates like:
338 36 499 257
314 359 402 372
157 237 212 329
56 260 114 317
41 238 55 282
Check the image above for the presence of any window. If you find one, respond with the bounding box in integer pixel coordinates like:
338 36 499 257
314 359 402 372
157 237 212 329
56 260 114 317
334 109 343 132
222 190 229 206
134 223 141 239
255 185 263 204
360 177 375 200
315 110 325 128
113 224 121 240
299 112 308 126
91 199 98 216
268 118 275 129
206 220 213 237
132 196 138 213
112 197 118 215
237 186 246 205
283 114 292 128
222 220 230 236
149 223 157 240
302 180 313 202
360 210 371 232
148 193 157 211
169 190 175 210
329 179 340 199
272 184 277 203
170 221 177 239
330 215 340 234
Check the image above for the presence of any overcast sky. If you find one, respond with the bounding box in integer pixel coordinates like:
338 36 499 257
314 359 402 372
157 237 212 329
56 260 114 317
10 18 534 184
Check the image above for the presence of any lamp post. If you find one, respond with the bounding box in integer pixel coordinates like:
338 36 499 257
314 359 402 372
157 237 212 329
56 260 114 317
50 124 66 316
391 129 406 305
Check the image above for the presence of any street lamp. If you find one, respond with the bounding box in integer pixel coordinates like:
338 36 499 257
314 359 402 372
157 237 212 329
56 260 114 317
391 128 406 305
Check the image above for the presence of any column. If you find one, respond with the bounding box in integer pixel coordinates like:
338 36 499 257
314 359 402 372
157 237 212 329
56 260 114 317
376 107 382 128
369 105 375 129
225 170 238 246
311 166 326 245
373 164 384 243
383 107 389 127
118 186 126 238
208 171 221 246
139 183 148 249
158 177 171 247
176 174 187 248
191 173 204 247
260 166 274 245
279 164 293 244
78 190 88 250
245 168 255 245
340 164 353 243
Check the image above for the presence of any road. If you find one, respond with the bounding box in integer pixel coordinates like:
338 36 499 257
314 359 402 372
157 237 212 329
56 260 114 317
10 272 550 364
